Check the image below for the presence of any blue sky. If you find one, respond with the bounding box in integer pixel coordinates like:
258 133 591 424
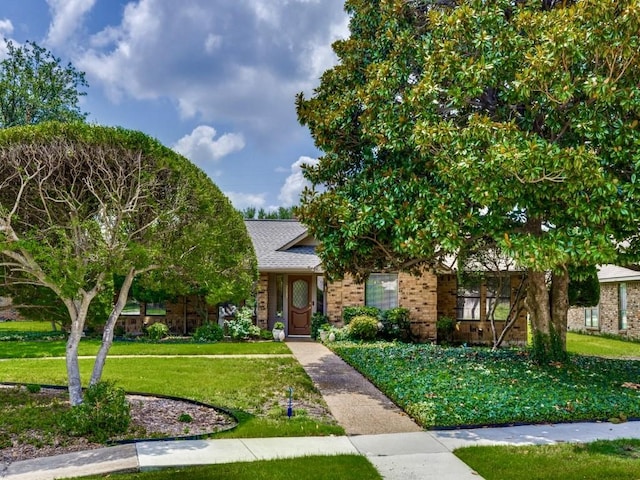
0 0 349 211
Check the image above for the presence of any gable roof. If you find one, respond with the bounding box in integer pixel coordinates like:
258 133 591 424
244 220 322 273
597 264 640 283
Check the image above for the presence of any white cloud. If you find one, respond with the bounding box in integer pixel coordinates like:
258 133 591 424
0 20 14 58
172 125 245 164
74 0 348 143
278 156 317 207
225 191 267 210
0 19 14 36
45 0 97 47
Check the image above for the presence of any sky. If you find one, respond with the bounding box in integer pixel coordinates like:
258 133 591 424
0 0 350 211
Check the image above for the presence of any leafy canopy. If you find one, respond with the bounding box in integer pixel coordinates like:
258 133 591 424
0 40 88 127
296 0 640 280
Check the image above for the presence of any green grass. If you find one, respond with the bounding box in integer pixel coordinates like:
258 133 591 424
68 455 382 480
0 320 53 332
0 356 342 438
0 339 291 358
455 439 640 480
331 342 640 428
567 332 640 358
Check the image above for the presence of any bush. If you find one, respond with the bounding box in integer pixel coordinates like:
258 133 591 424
146 322 169 341
348 315 379 340
342 306 380 325
224 306 256 340
311 313 329 340
193 322 224 343
60 381 131 443
381 308 411 341
436 316 456 344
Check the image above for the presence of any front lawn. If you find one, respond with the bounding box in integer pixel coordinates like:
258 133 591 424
0 339 290 359
455 438 640 480
567 332 640 358
331 342 640 428
0 355 343 441
69 455 382 480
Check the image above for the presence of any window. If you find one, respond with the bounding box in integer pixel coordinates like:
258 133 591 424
366 273 398 310
121 298 140 316
275 274 284 318
486 277 511 321
585 307 599 328
316 276 325 315
619 283 628 330
457 281 481 321
145 301 166 316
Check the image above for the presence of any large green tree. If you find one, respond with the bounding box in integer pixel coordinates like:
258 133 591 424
0 122 257 404
0 39 88 127
296 0 640 361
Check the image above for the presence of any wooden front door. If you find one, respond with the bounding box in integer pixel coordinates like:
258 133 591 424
288 275 312 335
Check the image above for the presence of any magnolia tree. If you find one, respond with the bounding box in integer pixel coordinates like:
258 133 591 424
296 0 640 361
0 122 257 405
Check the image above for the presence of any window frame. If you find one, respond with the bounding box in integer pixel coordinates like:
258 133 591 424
145 301 167 317
619 283 628 330
584 306 599 329
365 273 399 311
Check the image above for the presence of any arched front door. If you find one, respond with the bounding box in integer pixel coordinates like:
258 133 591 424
288 275 312 335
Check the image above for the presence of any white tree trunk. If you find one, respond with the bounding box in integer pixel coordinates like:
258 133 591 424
90 268 136 386
65 297 91 406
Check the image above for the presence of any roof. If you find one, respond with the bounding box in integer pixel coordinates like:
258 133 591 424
244 220 323 273
597 264 640 283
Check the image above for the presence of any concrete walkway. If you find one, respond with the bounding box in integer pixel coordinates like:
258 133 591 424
286 341 422 435
3 341 640 480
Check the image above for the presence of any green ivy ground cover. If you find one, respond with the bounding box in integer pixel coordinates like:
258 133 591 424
331 343 640 428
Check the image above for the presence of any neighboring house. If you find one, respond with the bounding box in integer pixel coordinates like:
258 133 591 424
568 265 640 339
247 220 527 344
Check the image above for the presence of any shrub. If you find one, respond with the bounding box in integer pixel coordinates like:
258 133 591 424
381 308 411 341
146 322 169 341
60 381 131 443
26 384 41 393
348 315 379 340
342 306 380 325
311 313 329 340
436 316 456 344
193 322 224 342
178 413 193 423
224 306 256 340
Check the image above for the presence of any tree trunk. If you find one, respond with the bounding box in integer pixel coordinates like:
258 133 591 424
90 268 135 386
65 296 92 406
526 268 569 363
550 266 569 351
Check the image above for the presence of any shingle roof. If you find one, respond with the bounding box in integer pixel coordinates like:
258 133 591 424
597 264 640 283
245 220 323 272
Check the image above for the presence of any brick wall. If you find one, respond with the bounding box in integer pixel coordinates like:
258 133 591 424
437 274 527 346
398 271 437 341
325 270 438 341
256 273 269 329
325 276 364 324
116 295 217 335
569 282 639 339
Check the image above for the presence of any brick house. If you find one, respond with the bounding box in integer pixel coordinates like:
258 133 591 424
568 265 640 339
247 219 527 344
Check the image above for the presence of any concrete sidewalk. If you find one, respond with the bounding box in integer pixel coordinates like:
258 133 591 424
5 423 640 480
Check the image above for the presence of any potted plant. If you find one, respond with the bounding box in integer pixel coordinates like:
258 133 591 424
272 321 285 341
319 323 332 342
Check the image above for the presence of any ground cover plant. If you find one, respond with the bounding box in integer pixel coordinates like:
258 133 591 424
331 342 640 428
455 439 640 480
68 455 382 480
